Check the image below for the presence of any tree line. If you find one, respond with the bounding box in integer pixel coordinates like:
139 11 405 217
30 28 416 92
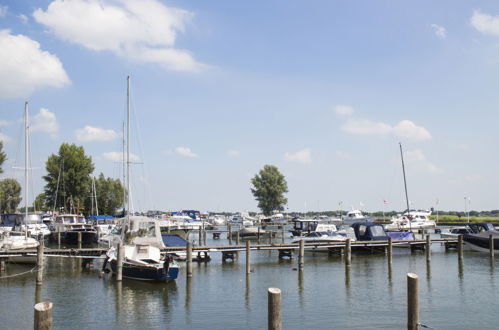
0 142 124 215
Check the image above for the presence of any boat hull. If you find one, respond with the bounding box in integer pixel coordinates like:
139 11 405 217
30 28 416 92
109 260 179 281
463 231 499 252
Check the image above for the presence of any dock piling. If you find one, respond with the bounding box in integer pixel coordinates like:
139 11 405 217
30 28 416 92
236 231 240 245
228 224 232 244
387 237 393 265
34 301 53 330
0 259 5 271
490 234 494 258
57 231 61 246
458 235 464 260
407 273 419 330
258 227 261 244
268 288 281 330
345 238 351 267
187 241 193 278
425 235 431 262
77 232 82 248
36 235 45 286
298 239 304 270
116 243 123 281
246 241 251 274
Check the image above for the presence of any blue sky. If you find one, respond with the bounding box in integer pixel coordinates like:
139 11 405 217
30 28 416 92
1 0 499 213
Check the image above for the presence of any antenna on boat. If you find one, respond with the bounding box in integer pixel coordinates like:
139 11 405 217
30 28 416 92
399 142 411 231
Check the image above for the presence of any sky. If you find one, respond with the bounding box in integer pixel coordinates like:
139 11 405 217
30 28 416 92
1 0 499 213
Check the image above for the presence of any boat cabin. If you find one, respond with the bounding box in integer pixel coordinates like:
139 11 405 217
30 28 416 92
291 219 338 236
469 222 495 233
351 222 388 241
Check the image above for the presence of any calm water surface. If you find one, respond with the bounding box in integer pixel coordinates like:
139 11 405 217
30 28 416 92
1 234 498 329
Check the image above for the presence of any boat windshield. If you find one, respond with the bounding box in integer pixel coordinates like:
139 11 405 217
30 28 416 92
138 222 157 237
370 226 386 237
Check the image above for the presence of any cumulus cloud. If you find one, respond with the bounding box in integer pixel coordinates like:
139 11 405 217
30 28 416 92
284 148 312 164
33 0 205 72
406 149 441 173
0 30 70 99
30 108 59 137
341 118 431 141
75 125 119 142
430 24 446 39
175 146 198 158
470 9 499 35
335 105 354 116
102 151 140 162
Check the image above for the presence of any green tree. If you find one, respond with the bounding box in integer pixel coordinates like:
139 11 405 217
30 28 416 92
250 165 288 216
0 141 6 174
86 173 125 215
43 143 94 213
34 192 48 212
0 178 22 213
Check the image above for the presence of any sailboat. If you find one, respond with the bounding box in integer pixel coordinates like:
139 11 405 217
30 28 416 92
0 102 40 262
105 76 179 281
384 143 436 232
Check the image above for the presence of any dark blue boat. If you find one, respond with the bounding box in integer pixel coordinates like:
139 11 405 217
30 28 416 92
351 222 388 241
110 257 179 281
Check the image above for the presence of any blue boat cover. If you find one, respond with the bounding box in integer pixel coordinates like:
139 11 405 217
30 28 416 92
386 231 415 240
161 233 187 247
87 215 114 221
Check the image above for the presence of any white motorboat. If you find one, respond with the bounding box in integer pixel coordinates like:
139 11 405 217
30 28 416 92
292 231 354 243
385 210 436 232
290 218 339 237
342 210 368 225
14 213 51 238
51 214 97 243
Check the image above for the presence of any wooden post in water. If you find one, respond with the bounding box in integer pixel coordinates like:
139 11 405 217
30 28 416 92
186 241 193 278
298 239 304 271
281 226 285 244
407 273 419 330
0 259 5 271
345 238 351 267
116 243 123 281
257 227 261 244
36 236 45 286
77 232 82 249
228 224 232 244
387 237 393 265
458 234 464 260
268 288 281 330
198 227 202 245
425 235 431 262
269 231 273 244
236 231 240 245
34 301 53 330
490 234 494 258
203 229 207 246
57 231 61 246
246 241 251 274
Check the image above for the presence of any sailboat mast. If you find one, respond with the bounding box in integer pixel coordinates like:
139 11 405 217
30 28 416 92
122 121 126 214
24 101 29 239
126 76 131 218
399 143 411 218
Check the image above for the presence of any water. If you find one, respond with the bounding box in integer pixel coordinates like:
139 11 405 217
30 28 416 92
1 235 498 329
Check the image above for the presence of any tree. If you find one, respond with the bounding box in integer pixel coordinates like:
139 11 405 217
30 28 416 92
86 173 125 215
34 192 49 212
250 165 288 216
43 143 94 213
0 141 6 174
0 178 22 213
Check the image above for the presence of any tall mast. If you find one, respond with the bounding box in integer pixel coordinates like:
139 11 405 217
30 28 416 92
24 101 29 239
399 142 411 220
126 76 131 218
122 121 126 214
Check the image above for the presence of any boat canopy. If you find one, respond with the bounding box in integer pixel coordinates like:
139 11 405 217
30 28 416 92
351 222 388 241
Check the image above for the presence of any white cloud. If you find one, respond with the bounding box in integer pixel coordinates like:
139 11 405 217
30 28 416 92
175 146 198 158
75 125 119 142
406 149 441 173
102 151 140 162
33 0 205 72
430 24 446 39
284 148 312 164
30 108 59 137
335 105 354 116
227 150 240 157
0 6 7 17
341 118 431 141
0 30 70 99
470 9 499 36
0 132 11 143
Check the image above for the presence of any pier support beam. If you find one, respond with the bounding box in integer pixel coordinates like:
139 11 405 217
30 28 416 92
345 238 351 267
246 241 251 274
57 232 61 246
298 239 304 271
36 236 45 286
236 231 240 245
77 232 82 249
228 224 232 245
257 227 261 244
458 235 464 260
116 243 123 282
387 237 393 265
34 302 53 330
186 242 193 278
0 258 5 271
268 288 281 330
425 235 431 262
407 273 419 330
490 234 495 258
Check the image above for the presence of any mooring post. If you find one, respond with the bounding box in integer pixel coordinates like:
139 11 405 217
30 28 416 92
458 234 464 260
0 259 5 271
388 237 393 265
269 231 273 244
198 227 202 245
489 234 495 258
426 234 431 262
34 301 53 330
186 241 193 278
116 243 123 282
268 288 282 330
298 239 304 271
258 226 261 244
57 231 61 246
345 238 351 267
228 224 232 244
36 236 45 286
281 226 285 244
77 231 82 249
407 273 419 330
236 231 240 245
246 241 251 274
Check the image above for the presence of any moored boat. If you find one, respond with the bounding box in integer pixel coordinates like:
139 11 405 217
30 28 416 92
463 230 499 252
